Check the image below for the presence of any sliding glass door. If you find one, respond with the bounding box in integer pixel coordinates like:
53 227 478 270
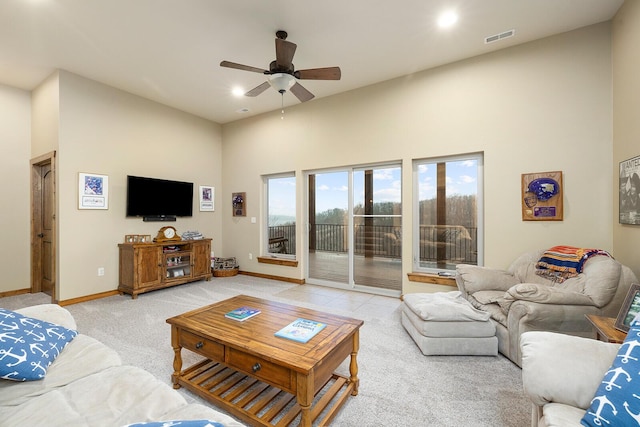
353 166 402 291
307 164 401 295
308 171 350 285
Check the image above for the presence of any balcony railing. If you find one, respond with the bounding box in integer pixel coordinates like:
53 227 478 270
270 224 478 264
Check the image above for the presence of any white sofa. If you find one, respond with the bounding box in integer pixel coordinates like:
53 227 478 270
520 331 620 427
0 304 244 427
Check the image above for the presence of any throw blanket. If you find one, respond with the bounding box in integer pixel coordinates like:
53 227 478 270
535 245 612 283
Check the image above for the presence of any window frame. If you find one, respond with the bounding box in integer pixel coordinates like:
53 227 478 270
412 152 484 273
263 172 297 260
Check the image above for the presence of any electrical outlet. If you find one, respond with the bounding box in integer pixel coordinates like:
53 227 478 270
98 267 105 276
249 253 253 260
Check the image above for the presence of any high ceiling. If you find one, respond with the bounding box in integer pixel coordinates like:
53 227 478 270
0 0 624 124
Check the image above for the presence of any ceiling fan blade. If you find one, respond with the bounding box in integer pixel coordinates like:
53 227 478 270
220 61 268 74
275 38 297 70
245 81 271 97
295 67 341 80
290 82 315 102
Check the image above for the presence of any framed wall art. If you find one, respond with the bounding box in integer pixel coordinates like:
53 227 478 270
619 155 640 225
232 192 246 217
199 186 214 212
78 172 109 210
521 171 563 221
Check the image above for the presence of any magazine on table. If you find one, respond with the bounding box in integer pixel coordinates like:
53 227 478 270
275 318 327 343
224 306 261 321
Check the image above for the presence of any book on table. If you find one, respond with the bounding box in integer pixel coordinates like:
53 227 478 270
275 318 327 343
224 306 261 321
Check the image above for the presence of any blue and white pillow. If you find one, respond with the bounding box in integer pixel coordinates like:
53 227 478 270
123 421 224 427
581 321 640 426
0 307 78 381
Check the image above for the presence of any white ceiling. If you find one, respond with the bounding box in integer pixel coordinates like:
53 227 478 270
0 0 624 124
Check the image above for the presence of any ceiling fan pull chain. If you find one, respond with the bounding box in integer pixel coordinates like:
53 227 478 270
281 93 285 119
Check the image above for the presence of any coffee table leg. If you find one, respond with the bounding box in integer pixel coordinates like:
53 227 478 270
350 330 360 396
297 373 314 427
170 326 183 389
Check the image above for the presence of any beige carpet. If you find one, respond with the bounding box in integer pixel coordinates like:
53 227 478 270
1 276 530 426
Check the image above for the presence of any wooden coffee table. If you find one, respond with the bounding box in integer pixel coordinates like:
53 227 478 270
166 295 364 426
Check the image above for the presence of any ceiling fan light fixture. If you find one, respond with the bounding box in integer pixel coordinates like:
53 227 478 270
269 73 295 93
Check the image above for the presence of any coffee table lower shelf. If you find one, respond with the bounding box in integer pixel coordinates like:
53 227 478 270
177 359 355 427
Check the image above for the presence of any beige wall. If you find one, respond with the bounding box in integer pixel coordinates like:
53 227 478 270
31 72 60 158
35 71 223 300
0 84 31 293
222 23 615 294
613 1 640 280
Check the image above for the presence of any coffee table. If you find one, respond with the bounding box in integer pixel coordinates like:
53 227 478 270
166 295 364 426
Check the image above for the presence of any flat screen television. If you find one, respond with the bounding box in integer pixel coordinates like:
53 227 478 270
126 175 193 221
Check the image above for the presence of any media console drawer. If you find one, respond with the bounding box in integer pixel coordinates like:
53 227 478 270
226 347 294 392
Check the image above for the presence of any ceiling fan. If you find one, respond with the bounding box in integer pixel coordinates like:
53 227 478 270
220 30 341 103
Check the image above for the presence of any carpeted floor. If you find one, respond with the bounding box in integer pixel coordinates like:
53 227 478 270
1 276 531 426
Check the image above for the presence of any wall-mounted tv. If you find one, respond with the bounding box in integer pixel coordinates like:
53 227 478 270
126 175 193 221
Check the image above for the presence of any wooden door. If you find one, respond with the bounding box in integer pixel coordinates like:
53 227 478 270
31 152 56 300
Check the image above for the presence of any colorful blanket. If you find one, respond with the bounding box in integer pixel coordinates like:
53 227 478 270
535 245 612 283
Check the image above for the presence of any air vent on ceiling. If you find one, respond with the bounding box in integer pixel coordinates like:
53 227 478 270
485 29 515 44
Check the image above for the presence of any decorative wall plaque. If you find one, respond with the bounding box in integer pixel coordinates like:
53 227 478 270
521 171 563 221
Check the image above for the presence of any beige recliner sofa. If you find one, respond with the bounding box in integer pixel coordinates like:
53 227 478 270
455 249 637 366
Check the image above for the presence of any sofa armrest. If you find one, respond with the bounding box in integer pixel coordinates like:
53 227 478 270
501 283 595 310
506 300 603 366
521 331 619 409
455 264 519 295
15 304 77 330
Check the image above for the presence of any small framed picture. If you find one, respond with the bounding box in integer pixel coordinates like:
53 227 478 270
79 173 109 209
615 283 640 332
232 192 246 217
125 235 136 243
200 186 214 211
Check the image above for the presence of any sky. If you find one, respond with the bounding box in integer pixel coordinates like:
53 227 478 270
268 160 478 217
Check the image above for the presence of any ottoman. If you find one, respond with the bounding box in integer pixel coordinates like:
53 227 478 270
401 291 498 356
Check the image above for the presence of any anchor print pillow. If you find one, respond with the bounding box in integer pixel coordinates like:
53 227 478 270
0 308 78 381
581 321 640 426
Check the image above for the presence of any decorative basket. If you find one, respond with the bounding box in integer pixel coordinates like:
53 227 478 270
212 257 239 277
213 267 239 277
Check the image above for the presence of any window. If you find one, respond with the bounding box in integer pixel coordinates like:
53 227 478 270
413 153 483 272
264 174 296 257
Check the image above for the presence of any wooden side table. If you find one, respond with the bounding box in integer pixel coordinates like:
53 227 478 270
585 314 627 344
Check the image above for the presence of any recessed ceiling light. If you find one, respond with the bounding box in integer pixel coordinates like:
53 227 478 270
437 11 458 28
232 87 244 97
236 108 250 114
